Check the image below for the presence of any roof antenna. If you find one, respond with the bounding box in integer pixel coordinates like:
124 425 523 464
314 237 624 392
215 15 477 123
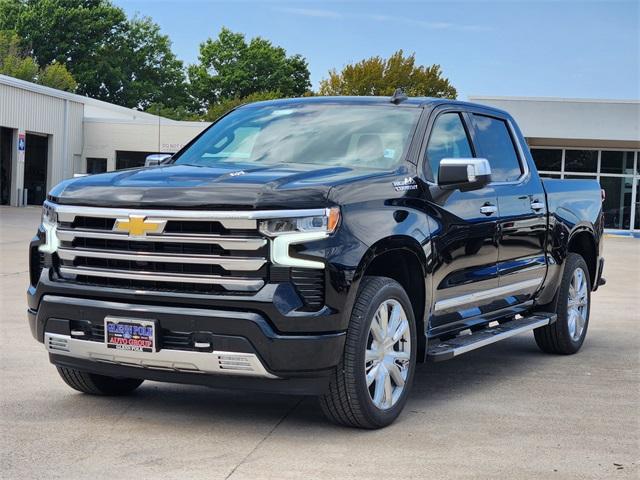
390 87 408 104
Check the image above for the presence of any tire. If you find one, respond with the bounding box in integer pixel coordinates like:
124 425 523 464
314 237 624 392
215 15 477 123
56 367 144 395
320 276 417 429
534 253 591 354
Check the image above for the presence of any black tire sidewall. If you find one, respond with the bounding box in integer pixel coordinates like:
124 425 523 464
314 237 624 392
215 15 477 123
350 279 417 427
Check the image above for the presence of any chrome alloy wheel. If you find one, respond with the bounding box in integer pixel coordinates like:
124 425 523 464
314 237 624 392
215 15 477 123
567 267 589 341
365 299 411 410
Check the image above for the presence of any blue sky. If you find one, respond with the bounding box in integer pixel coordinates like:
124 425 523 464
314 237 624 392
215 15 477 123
113 1 639 100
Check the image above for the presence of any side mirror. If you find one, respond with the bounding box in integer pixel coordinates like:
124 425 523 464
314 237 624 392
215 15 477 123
145 153 172 167
438 158 491 191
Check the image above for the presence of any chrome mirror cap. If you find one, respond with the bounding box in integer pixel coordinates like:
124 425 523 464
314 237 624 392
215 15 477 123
438 158 492 191
145 154 172 167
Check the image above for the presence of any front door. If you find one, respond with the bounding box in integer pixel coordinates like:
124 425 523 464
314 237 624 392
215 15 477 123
421 109 500 330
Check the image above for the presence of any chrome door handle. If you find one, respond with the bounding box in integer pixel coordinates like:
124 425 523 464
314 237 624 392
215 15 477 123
530 201 545 211
480 204 497 216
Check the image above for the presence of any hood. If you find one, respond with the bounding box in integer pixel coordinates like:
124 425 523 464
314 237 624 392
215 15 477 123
49 163 394 209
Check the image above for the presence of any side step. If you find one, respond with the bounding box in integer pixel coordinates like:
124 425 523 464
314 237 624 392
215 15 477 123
427 313 557 362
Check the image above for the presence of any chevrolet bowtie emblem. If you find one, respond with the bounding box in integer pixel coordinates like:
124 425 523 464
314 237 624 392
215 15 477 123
113 215 166 237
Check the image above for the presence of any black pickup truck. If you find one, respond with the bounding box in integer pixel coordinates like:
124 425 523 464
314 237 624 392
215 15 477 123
28 95 605 428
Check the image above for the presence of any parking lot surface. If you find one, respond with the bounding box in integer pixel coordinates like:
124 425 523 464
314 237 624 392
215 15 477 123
1 206 638 479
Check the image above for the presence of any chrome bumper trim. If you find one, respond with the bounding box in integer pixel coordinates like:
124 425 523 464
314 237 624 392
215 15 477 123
45 333 279 379
58 266 265 291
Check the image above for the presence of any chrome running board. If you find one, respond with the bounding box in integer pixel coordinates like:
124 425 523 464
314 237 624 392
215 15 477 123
427 313 556 362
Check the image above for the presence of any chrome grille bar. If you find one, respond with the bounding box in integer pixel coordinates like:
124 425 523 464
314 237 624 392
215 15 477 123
56 229 267 250
57 248 266 271
52 203 327 224
59 266 264 291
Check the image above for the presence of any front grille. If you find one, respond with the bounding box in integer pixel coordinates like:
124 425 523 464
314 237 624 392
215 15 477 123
53 206 268 295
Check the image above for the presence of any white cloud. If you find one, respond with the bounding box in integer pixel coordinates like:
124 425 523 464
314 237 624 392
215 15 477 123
276 7 489 32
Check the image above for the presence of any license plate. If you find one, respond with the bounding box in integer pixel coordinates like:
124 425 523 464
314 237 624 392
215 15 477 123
105 317 156 353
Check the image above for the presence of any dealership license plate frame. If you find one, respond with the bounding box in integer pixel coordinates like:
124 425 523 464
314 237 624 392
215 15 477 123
104 316 157 353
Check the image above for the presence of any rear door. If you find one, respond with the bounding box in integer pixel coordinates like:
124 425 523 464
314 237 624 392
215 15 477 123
421 107 500 330
469 111 547 305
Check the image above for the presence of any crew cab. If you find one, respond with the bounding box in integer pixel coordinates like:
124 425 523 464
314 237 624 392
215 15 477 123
28 95 605 428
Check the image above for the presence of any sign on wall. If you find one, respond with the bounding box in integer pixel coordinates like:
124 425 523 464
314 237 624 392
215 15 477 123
17 130 25 163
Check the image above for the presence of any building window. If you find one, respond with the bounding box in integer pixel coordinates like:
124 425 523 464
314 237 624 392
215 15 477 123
86 157 107 174
600 176 633 230
564 149 598 173
600 151 634 174
531 148 562 171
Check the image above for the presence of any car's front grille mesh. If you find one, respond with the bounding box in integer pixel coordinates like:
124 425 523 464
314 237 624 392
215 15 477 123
53 207 269 295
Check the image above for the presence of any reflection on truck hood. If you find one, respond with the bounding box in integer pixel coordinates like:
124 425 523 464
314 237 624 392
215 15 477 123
49 164 393 209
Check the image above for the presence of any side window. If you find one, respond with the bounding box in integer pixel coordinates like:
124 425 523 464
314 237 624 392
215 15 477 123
472 114 522 182
425 113 473 182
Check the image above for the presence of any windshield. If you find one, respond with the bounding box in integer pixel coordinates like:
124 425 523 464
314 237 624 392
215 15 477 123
173 104 421 170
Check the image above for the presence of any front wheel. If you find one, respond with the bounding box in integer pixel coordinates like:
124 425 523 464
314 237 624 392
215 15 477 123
534 253 591 354
320 276 417 429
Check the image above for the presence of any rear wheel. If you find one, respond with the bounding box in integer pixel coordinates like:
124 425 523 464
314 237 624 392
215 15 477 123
320 276 417 429
57 367 144 395
534 253 591 354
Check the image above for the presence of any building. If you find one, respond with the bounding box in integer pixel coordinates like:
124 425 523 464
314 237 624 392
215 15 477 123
0 74 209 206
1 74 639 233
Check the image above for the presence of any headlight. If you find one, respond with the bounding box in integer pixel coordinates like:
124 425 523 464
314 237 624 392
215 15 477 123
259 207 340 236
261 207 340 269
39 202 59 254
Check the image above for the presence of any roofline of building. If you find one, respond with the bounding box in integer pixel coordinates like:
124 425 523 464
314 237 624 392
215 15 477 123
0 74 178 122
468 95 640 105
83 117 211 127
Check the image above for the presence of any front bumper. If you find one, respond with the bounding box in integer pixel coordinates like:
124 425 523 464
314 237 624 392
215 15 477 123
29 295 346 395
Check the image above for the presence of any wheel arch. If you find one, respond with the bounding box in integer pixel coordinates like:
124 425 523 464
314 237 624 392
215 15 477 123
352 235 430 362
567 228 597 287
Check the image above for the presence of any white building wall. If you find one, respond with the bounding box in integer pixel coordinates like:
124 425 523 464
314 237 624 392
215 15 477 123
0 81 84 205
82 119 210 171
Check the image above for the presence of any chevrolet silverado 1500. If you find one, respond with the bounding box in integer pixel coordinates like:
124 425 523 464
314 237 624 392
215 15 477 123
28 95 605 428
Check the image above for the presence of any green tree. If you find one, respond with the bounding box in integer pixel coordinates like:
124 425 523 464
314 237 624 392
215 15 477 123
0 29 76 91
319 50 457 99
1 0 188 109
188 28 310 110
39 62 77 91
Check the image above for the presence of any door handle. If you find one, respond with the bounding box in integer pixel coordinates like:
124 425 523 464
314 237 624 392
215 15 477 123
530 200 545 211
480 204 497 216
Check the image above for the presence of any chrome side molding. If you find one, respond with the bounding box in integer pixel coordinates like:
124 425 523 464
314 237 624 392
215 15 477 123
434 277 544 313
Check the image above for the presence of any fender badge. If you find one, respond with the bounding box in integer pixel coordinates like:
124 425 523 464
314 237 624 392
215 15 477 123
229 170 246 177
393 177 418 191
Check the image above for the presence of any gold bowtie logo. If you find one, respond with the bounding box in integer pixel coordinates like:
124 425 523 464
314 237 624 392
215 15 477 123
113 215 166 237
